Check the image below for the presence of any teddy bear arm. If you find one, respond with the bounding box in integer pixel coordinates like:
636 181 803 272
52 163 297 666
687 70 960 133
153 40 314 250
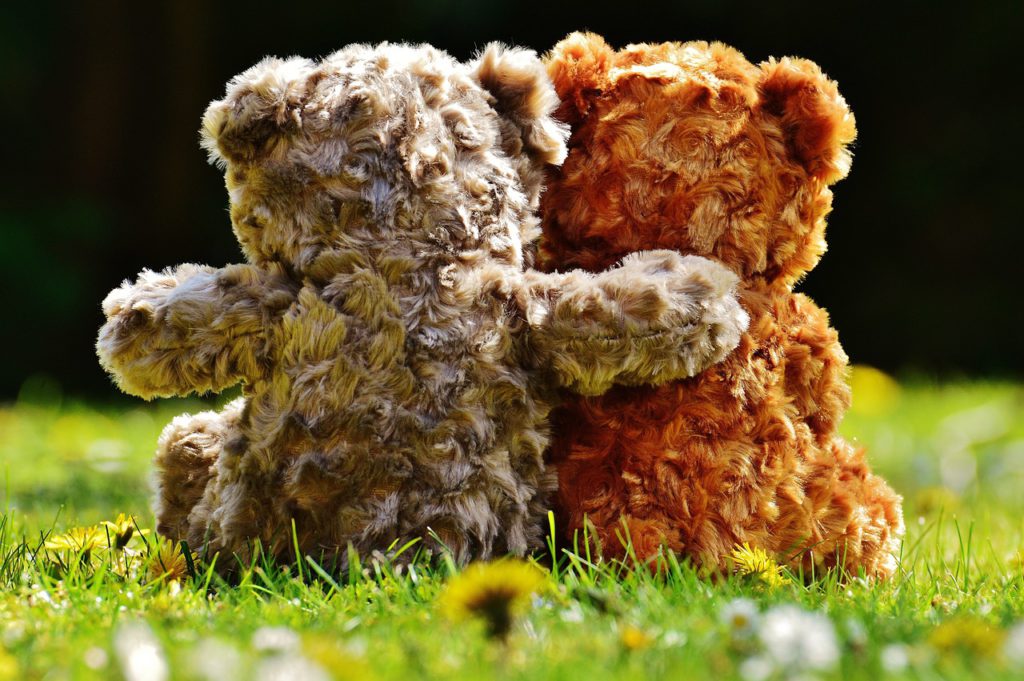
97 263 291 399
519 250 749 395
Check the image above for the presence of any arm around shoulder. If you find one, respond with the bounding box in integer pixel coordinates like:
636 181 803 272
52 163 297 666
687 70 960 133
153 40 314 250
518 250 749 395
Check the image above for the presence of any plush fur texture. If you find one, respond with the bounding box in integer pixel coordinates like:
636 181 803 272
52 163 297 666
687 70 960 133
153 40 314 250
540 33 904 579
96 42 748 569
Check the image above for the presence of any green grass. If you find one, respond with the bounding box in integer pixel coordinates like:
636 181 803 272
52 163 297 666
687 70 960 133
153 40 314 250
2 372 1024 680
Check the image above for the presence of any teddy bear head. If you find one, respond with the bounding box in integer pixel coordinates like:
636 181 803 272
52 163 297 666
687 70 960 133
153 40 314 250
542 32 856 287
201 42 568 274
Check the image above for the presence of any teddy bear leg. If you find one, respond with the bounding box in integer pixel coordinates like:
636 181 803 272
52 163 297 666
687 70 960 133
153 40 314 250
799 438 905 579
153 397 245 544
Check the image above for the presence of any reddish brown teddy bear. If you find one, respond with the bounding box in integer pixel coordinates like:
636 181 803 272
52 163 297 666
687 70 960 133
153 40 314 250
539 32 904 579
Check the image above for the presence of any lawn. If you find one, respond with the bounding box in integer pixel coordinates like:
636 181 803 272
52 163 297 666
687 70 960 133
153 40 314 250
2 369 1024 680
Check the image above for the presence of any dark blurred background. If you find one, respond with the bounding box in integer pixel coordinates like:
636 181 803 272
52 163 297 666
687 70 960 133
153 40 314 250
1 0 1020 401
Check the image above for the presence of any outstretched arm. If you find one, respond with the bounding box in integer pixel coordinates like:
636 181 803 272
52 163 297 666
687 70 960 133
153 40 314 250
97 263 295 399
516 250 748 395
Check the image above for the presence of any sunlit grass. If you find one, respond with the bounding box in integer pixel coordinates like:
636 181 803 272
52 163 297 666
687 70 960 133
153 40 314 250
0 370 1023 679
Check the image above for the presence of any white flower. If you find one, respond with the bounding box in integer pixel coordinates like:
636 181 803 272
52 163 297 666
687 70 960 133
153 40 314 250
255 653 330 681
3 621 25 646
345 637 368 657
1005 622 1024 666
190 639 243 681
739 654 775 681
83 646 109 670
252 626 301 653
114 621 169 681
661 630 687 648
880 644 910 672
560 603 584 623
721 598 760 638
758 605 839 672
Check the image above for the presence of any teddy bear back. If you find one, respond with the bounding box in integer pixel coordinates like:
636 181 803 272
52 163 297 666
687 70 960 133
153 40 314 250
193 43 574 434
541 32 856 288
180 42 574 559
537 35 905 578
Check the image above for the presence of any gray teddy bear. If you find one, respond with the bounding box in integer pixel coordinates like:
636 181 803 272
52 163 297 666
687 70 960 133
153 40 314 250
97 41 748 568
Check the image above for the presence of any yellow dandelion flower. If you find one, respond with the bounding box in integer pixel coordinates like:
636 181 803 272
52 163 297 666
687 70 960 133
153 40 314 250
730 543 789 589
720 598 760 638
302 635 372 679
101 513 148 550
147 538 194 584
45 526 106 555
620 625 654 651
439 559 546 639
848 365 901 416
913 486 961 516
0 648 18 681
929 616 1005 657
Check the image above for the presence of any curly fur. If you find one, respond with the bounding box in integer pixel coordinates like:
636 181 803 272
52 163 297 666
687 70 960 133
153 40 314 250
96 41 748 570
541 33 903 579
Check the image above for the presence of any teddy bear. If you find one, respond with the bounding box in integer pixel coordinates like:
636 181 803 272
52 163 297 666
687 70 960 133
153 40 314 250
539 32 904 579
95 41 749 570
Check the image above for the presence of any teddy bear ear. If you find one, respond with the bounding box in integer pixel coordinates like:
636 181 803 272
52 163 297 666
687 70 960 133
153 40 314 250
200 56 315 167
544 32 614 124
757 57 857 184
470 42 568 167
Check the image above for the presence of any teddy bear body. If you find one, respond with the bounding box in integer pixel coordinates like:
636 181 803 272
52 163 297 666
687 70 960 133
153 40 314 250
97 42 748 567
541 34 904 578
